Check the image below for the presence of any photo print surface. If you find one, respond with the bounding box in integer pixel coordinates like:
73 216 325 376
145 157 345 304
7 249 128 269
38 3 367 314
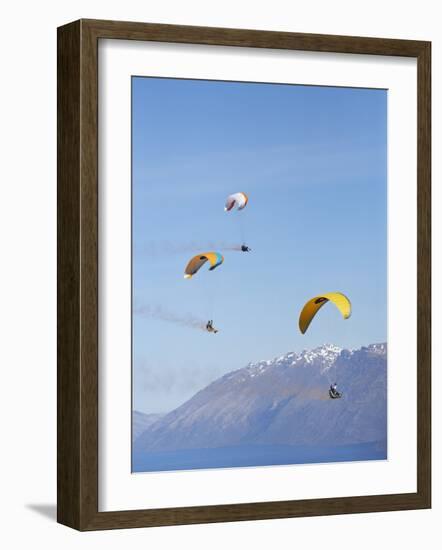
131 76 387 473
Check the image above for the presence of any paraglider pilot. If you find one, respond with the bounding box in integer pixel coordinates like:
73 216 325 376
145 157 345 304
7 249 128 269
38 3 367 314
329 382 342 399
206 320 219 334
241 244 251 252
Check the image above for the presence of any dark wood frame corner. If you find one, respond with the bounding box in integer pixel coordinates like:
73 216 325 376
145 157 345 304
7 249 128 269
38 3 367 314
57 19 431 531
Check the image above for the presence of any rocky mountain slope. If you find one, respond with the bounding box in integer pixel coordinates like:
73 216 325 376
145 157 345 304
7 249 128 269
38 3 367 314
134 343 387 453
132 411 163 441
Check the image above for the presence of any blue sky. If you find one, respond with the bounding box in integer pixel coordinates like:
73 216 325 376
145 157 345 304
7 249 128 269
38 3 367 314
132 77 387 414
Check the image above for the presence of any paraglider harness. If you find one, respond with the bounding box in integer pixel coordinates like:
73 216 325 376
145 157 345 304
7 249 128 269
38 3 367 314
329 384 342 399
206 320 218 334
241 244 251 252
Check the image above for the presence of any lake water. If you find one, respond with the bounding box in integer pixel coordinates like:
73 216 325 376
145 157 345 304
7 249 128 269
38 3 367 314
132 440 387 473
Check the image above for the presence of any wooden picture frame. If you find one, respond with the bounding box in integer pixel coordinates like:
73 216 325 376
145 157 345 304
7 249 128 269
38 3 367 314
57 18 431 531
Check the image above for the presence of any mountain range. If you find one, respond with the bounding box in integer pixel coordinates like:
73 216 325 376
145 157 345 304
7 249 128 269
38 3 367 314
134 343 387 458
132 411 164 440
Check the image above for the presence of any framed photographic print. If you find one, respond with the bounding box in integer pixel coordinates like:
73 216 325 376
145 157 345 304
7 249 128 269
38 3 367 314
57 19 431 530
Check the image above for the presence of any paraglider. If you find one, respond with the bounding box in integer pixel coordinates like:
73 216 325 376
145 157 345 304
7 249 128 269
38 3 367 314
298 293 351 399
180 193 252 335
298 292 351 334
224 192 248 212
206 320 219 334
329 382 342 399
225 192 251 250
184 252 224 279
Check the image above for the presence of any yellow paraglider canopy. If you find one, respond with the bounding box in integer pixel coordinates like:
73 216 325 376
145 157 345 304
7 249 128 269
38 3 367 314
298 292 351 334
184 252 224 279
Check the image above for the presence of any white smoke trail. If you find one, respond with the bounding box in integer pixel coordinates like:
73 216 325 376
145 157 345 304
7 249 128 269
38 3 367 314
134 304 207 331
140 241 243 258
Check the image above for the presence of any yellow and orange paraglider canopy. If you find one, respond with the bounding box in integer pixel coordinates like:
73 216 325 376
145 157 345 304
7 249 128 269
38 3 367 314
184 252 224 279
298 292 351 334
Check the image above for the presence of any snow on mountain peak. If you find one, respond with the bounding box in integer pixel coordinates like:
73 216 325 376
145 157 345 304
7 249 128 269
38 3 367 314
299 343 342 365
243 343 343 377
228 343 386 385
366 343 387 355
